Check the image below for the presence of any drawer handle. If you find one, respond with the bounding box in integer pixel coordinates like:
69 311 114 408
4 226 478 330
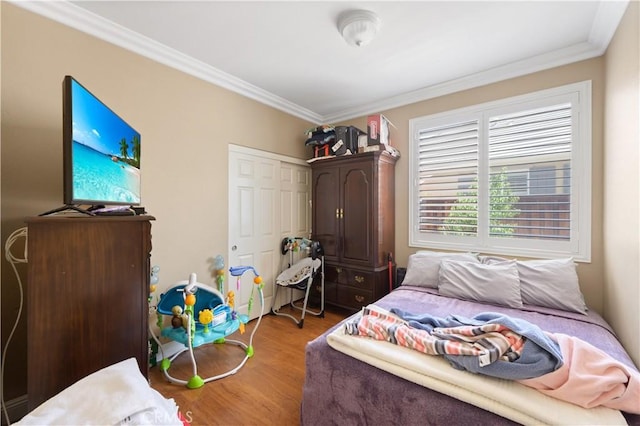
355 275 365 283
355 295 365 303
335 267 342 274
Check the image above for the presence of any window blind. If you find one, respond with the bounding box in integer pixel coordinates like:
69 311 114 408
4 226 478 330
487 103 572 240
417 120 479 237
409 81 591 260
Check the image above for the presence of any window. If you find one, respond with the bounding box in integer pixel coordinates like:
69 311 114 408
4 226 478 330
528 165 561 195
409 81 591 261
505 171 529 196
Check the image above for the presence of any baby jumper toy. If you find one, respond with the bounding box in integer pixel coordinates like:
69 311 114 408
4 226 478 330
151 265 264 389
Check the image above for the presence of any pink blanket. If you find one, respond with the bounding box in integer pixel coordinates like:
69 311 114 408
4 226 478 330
519 333 640 414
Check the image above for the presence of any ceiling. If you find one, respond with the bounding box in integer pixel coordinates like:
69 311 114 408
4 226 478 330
15 1 629 124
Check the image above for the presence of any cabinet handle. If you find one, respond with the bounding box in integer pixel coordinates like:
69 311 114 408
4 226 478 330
355 275 364 283
335 267 342 274
336 208 340 219
340 208 344 219
355 295 365 303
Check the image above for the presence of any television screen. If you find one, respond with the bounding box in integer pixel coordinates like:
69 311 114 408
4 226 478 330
63 76 141 207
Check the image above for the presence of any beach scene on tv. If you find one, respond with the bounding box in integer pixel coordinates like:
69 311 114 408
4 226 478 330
71 79 141 205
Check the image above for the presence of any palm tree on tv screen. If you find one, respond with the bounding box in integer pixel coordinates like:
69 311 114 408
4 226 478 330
119 138 129 161
131 135 140 168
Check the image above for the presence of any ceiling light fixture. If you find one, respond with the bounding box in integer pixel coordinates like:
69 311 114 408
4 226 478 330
337 10 381 47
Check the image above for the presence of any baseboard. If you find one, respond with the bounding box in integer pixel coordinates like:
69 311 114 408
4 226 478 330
1 394 28 425
272 287 304 311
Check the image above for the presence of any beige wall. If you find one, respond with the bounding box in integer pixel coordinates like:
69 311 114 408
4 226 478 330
342 57 607 313
0 3 312 400
603 1 640 366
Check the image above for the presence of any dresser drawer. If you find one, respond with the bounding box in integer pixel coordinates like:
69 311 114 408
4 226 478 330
325 264 375 289
344 269 375 290
306 274 334 305
324 263 389 310
325 264 341 284
323 280 338 303
337 286 374 309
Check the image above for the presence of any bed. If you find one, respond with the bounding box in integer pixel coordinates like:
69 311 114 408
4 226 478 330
301 252 640 425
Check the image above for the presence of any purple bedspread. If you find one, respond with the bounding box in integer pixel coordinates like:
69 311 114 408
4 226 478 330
301 286 640 425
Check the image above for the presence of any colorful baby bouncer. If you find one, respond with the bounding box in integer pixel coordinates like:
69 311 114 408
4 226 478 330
150 260 264 389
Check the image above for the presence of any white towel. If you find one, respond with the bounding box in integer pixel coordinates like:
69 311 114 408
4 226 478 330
16 358 182 426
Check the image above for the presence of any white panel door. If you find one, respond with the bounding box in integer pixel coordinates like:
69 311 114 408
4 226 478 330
228 146 311 319
279 162 312 248
275 163 312 307
228 150 279 320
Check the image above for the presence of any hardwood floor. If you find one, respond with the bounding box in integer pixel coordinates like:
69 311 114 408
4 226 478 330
148 305 351 426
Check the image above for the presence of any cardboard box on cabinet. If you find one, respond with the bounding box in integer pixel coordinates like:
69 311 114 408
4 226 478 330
367 114 393 145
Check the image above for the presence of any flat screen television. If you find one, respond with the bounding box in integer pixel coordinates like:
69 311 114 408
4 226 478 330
43 76 141 215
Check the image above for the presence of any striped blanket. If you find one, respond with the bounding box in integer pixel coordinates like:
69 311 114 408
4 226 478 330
344 305 562 380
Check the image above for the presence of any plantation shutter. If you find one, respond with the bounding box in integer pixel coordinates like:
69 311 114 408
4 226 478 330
487 103 572 240
409 81 590 260
416 119 479 237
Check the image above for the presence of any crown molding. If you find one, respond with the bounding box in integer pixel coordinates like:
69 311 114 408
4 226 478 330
589 0 629 51
9 0 324 124
327 0 629 123
324 40 603 123
11 0 628 125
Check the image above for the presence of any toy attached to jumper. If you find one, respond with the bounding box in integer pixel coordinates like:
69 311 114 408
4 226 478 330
211 255 225 294
151 265 264 389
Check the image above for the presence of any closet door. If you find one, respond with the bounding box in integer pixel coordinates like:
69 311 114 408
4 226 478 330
228 150 278 318
228 145 311 318
277 162 312 307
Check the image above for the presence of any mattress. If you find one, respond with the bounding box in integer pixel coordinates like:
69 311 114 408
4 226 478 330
301 286 640 425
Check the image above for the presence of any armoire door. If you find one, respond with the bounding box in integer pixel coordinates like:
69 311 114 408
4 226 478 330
311 166 340 263
340 162 373 265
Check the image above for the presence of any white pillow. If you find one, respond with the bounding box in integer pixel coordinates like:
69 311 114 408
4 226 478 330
517 258 587 314
478 255 512 265
438 260 523 308
401 251 479 288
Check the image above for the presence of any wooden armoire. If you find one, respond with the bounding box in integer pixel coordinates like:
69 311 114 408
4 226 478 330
311 151 397 311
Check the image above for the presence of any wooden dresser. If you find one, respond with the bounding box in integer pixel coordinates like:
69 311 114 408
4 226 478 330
311 151 396 311
25 215 154 410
